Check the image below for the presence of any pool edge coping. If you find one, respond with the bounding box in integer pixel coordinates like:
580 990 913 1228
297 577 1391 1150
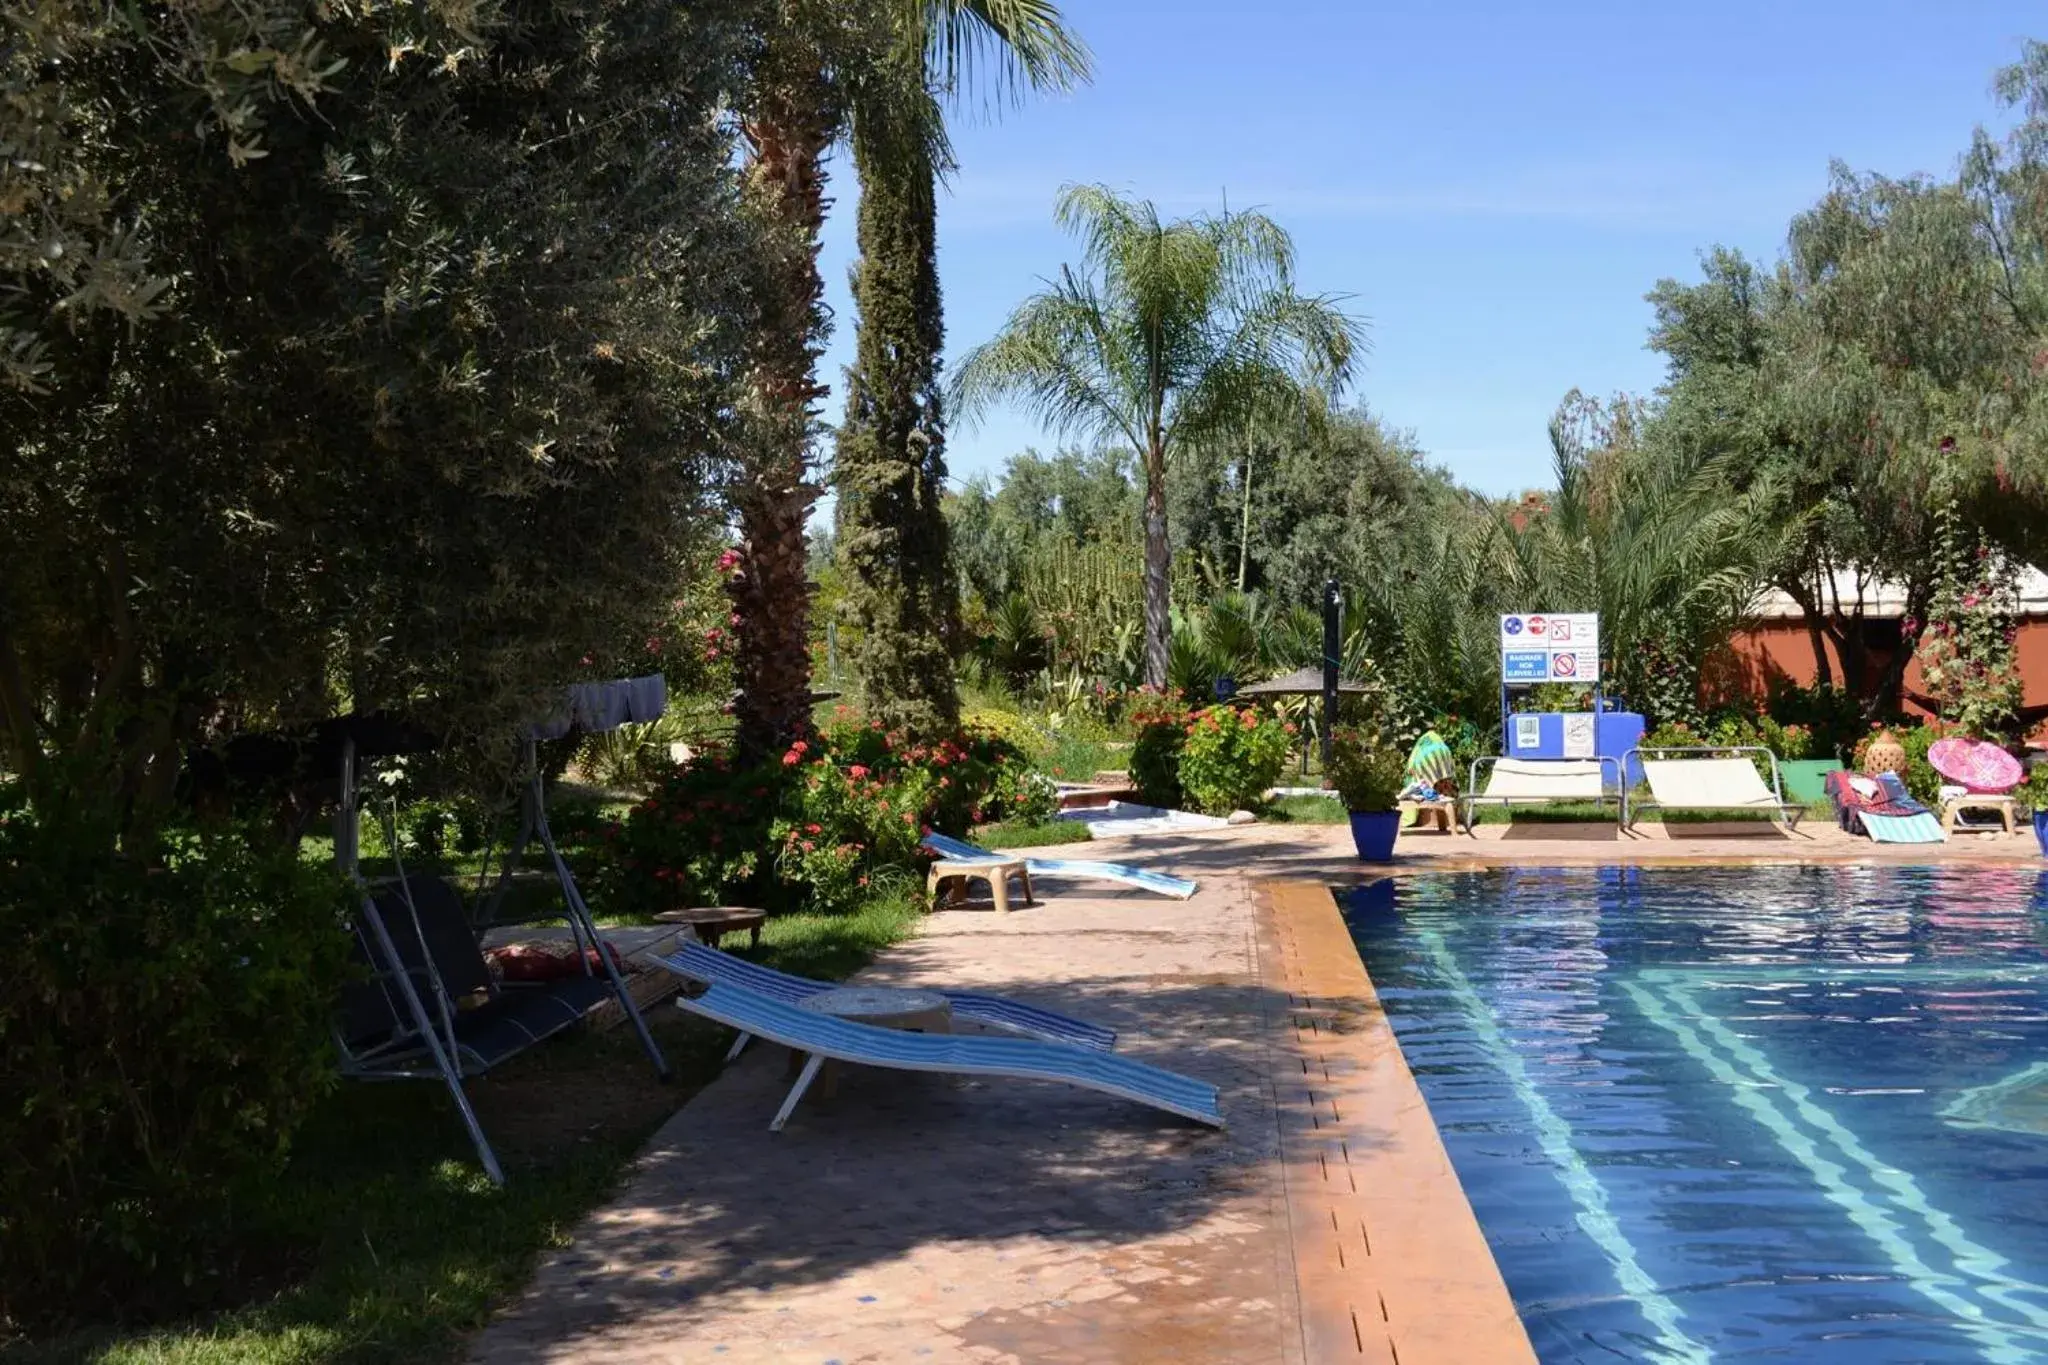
1253 876 1539 1365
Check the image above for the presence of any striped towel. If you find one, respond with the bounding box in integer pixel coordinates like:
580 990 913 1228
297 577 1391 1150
1405 730 1457 789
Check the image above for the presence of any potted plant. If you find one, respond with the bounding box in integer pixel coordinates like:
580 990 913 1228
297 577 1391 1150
1328 726 1407 862
2020 763 2048 857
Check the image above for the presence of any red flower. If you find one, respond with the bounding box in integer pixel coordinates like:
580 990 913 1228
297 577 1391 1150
782 751 800 766
849 764 869 779
805 823 822 834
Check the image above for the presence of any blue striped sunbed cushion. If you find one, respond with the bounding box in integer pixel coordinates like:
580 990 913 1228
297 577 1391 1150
657 942 1117 1052
1864 812 1947 844
674 982 1223 1128
921 831 1197 899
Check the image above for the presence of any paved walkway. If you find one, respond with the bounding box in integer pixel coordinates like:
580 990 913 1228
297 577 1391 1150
471 832 1319 1365
470 818 2042 1365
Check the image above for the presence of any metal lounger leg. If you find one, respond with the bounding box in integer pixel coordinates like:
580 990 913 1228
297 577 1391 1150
772 1053 826 1131
725 1030 753 1063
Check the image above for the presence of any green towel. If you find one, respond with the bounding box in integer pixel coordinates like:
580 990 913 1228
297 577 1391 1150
1405 730 1456 788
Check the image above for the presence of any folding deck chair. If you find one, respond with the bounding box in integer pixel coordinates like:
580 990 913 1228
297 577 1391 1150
673 981 1223 1131
658 941 1117 1058
1457 756 1621 833
1624 746 1805 832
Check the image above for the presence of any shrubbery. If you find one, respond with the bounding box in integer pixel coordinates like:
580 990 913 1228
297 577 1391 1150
1326 727 1407 812
1852 721 1953 807
1 790 354 1326
1179 707 1291 813
598 719 1041 915
1645 711 1815 787
1127 694 1190 808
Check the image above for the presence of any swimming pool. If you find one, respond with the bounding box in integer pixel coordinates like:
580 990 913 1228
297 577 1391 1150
1342 865 2048 1364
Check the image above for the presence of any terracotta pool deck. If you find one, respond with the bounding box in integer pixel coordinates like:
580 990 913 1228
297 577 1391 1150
470 820 2043 1364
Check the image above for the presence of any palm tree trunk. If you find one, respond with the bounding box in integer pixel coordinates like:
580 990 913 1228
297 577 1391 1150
1142 441 1171 689
732 62 834 761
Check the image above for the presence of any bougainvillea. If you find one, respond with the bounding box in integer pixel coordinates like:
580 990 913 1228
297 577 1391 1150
1914 494 2023 741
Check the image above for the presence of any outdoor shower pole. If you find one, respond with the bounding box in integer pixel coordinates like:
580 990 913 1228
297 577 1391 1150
1321 579 1340 770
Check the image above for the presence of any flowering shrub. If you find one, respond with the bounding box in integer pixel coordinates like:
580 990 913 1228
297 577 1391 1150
770 756 928 916
598 715 1044 915
598 754 782 911
1915 496 2023 741
1126 693 1191 809
1178 706 1291 814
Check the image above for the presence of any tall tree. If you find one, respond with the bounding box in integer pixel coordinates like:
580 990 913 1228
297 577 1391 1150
729 0 1085 757
0 0 757 821
833 5 1086 739
954 187 1364 688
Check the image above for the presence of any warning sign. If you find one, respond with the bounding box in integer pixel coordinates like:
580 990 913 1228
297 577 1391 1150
1500 614 1600 683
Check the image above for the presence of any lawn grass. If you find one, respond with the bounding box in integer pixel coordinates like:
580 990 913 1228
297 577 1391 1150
967 818 1094 849
1035 731 1126 782
1263 794 1347 824
8 888 923 1365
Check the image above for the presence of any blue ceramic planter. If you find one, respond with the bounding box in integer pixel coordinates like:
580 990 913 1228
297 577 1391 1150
1348 809 1401 863
2034 810 2048 857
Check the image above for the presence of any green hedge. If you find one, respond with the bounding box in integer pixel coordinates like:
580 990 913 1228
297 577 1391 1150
1 791 354 1328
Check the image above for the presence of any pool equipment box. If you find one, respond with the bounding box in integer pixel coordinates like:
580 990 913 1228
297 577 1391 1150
1503 709 1647 787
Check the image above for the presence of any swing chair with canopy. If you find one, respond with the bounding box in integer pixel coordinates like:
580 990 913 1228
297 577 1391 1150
330 676 671 1185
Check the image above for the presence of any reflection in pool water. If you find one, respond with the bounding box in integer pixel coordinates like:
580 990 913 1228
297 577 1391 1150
1342 864 2048 1364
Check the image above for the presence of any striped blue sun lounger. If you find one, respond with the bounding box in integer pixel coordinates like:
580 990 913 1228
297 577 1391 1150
657 941 1116 1053
920 831 1197 900
673 981 1224 1131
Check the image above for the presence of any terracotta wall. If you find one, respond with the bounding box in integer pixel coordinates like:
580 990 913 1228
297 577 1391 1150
1716 619 2048 736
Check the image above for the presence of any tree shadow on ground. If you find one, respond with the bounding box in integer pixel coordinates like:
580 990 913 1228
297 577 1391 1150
467 966 1318 1359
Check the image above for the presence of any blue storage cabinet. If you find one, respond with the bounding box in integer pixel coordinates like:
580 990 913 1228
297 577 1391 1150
1503 711 1646 790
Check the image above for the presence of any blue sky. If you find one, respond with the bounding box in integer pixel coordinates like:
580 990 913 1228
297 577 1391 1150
812 0 2041 498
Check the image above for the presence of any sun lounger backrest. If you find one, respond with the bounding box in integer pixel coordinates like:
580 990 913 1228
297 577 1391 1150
1641 757 1777 808
1481 758 1607 801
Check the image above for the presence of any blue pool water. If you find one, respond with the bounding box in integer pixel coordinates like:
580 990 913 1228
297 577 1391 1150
1341 865 2048 1364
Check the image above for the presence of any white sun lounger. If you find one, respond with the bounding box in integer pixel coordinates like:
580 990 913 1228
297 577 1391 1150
1458 756 1621 834
657 941 1117 1054
920 832 1197 899
675 982 1224 1131
1624 746 1805 831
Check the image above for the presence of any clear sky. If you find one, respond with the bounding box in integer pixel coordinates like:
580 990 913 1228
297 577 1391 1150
811 0 2042 499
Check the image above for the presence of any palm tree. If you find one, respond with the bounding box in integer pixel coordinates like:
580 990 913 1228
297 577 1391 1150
730 0 1085 759
953 187 1365 688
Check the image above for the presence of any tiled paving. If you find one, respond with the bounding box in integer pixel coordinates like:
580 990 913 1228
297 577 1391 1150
470 819 2044 1364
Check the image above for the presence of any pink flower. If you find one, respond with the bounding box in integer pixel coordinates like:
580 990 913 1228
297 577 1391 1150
782 751 800 766
849 764 869 779
805 823 821 835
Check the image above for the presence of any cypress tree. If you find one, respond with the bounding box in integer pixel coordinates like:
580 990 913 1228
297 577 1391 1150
833 105 962 740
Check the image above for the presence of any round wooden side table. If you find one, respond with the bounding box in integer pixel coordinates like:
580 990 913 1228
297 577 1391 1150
654 905 767 949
